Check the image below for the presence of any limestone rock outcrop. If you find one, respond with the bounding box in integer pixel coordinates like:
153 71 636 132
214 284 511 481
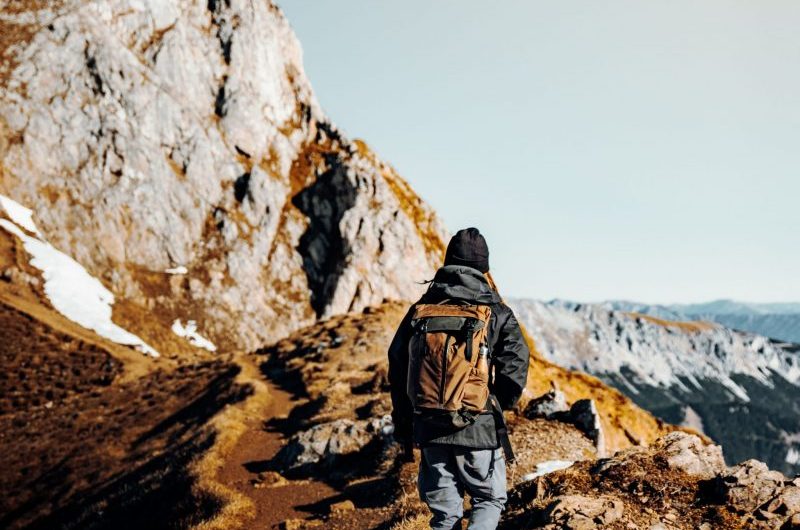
277 416 393 470
504 432 800 530
0 0 447 352
512 298 800 475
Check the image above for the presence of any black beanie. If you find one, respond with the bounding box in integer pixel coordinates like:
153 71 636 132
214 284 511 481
444 227 490 273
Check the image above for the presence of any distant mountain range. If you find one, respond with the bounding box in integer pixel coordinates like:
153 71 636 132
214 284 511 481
604 299 800 344
509 298 800 475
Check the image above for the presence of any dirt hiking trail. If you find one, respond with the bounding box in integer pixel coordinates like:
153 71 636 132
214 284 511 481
218 378 338 527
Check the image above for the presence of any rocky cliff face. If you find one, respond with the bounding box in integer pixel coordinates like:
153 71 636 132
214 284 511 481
607 299 800 344
0 0 446 352
511 298 800 475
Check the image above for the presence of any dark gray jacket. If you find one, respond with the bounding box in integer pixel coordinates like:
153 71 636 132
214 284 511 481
388 265 530 449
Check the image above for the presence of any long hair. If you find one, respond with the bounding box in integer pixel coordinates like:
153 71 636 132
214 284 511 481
484 271 504 302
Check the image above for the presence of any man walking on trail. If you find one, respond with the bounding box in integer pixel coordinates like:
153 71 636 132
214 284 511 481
388 227 530 530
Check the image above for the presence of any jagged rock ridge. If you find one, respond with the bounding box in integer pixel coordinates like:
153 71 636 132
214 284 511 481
607 299 800 344
0 0 446 352
511 298 800 475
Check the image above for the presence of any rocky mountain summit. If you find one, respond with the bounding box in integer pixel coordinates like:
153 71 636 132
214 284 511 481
510 298 800 475
0 0 446 352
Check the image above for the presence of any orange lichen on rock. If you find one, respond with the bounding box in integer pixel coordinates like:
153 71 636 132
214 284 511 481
352 139 447 261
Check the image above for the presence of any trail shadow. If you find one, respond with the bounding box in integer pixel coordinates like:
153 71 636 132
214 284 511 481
16 432 220 530
133 365 252 447
2 362 252 530
263 398 325 437
291 472 397 516
258 351 309 398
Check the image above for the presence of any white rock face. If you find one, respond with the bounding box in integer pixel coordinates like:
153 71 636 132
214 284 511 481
510 299 800 401
0 1 447 351
511 298 800 475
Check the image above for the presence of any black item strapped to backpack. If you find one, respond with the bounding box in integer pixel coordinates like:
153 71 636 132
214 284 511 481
489 394 516 464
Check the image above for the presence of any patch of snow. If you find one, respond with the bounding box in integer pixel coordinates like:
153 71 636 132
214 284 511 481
521 460 574 482
786 448 800 465
0 194 42 236
171 319 217 352
165 266 188 274
780 431 800 444
0 212 159 357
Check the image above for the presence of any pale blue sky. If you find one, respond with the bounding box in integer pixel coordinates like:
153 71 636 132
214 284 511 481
280 1 800 303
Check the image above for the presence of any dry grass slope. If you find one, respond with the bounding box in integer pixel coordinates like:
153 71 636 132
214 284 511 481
628 312 717 332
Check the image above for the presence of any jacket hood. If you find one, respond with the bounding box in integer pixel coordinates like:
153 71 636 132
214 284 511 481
423 265 501 305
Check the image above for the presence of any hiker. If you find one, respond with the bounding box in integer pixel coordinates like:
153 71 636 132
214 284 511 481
388 228 530 530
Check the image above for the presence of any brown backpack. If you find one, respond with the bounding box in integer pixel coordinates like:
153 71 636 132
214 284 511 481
406 302 492 429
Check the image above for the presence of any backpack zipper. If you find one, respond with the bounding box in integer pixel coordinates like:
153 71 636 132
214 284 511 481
440 335 451 405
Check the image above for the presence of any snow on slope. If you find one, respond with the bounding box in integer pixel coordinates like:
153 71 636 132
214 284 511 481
521 460 575 482
509 299 800 402
0 194 159 357
172 319 217 352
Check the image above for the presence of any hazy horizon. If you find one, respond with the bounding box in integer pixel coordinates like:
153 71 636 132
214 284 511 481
281 1 800 304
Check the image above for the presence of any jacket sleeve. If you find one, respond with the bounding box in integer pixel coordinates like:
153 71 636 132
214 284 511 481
490 307 530 410
388 306 415 444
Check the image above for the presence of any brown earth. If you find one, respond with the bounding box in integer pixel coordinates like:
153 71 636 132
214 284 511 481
216 380 341 527
196 302 634 529
500 432 800 530
0 294 251 530
0 226 253 530
0 214 736 530
3 279 793 530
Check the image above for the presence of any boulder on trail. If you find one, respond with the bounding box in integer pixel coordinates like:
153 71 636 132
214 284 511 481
713 459 793 514
542 494 624 529
653 431 726 479
277 416 392 470
566 399 606 458
523 383 569 419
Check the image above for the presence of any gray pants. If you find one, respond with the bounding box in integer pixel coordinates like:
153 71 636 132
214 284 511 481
418 446 507 530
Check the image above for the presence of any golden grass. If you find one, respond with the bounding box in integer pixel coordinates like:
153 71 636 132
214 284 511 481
390 514 429 530
519 325 707 453
190 354 270 530
627 312 716 333
352 139 447 261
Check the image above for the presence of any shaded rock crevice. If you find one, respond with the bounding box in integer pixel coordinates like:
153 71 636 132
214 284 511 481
292 154 358 317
